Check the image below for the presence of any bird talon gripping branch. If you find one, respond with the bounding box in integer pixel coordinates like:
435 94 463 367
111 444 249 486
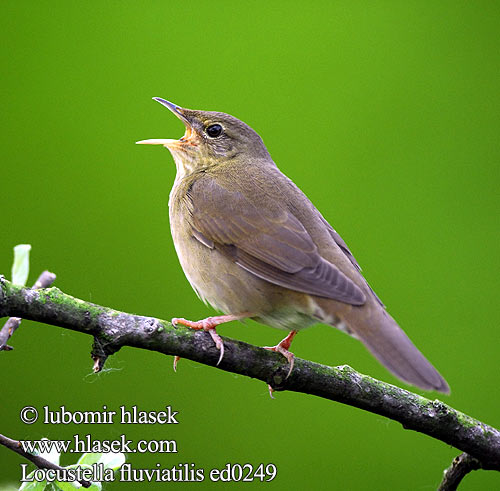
170 314 249 368
263 330 297 379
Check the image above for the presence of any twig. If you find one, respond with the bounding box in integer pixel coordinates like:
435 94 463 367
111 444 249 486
0 276 499 474
438 453 482 491
0 271 56 350
0 433 91 488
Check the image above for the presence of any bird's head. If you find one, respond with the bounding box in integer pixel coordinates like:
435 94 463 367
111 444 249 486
137 98 270 177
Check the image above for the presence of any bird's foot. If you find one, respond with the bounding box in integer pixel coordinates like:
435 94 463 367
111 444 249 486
171 313 251 369
263 330 298 383
172 316 226 366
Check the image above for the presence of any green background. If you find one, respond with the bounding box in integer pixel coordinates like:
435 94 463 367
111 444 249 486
1 1 499 489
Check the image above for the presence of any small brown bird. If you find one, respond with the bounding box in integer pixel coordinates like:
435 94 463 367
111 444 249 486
137 98 449 394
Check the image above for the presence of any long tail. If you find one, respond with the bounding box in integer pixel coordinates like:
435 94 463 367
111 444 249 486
324 299 450 393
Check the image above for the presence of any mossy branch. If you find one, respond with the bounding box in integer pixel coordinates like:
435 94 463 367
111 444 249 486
1 275 499 474
0 270 56 350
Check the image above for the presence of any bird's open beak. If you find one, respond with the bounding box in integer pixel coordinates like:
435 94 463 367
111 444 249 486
136 97 192 147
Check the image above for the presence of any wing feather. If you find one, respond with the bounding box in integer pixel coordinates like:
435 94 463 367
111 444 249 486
187 177 366 306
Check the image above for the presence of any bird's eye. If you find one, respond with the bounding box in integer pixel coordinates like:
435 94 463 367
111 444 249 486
205 124 223 138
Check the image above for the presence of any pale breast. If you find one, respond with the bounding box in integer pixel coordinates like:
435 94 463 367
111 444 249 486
168 180 318 331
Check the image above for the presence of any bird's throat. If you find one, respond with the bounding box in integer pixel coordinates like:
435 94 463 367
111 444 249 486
169 148 201 182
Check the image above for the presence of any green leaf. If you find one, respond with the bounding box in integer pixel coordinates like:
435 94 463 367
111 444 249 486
76 453 102 466
54 481 81 491
97 452 125 471
11 244 31 286
76 451 125 471
55 464 101 491
56 480 101 491
37 438 60 467
18 474 47 491
3 486 21 491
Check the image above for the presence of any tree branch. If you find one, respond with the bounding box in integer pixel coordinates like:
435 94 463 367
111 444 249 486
1 275 499 472
0 270 56 350
438 453 482 491
0 433 91 488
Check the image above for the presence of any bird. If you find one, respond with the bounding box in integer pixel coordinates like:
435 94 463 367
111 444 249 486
137 97 449 394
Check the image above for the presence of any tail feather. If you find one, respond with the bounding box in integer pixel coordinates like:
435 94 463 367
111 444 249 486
342 303 449 393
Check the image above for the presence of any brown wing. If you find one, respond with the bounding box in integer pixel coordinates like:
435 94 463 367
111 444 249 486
318 215 361 271
185 177 366 306
318 214 385 307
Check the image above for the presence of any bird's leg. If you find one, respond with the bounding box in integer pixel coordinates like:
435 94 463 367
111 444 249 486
263 330 298 398
172 313 252 368
264 330 298 376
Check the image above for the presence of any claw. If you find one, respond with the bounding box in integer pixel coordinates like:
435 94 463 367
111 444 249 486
208 329 225 366
173 355 180 372
171 317 186 327
170 313 251 366
263 330 298 382
275 345 295 379
268 385 275 399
